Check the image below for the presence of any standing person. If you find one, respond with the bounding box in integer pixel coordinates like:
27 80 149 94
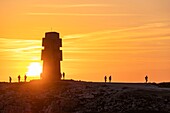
9 76 12 83
104 76 107 83
109 76 112 82
63 72 65 80
18 75 21 83
24 74 27 82
145 75 148 83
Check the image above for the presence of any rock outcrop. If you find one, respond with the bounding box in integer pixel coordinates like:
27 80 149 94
0 81 170 113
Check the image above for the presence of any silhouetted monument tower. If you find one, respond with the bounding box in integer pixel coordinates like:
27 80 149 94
41 32 62 81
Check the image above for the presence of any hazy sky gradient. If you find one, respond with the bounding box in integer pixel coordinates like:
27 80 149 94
0 0 170 82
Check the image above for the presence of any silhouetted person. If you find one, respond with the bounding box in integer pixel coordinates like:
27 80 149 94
104 76 107 82
24 74 27 82
109 76 112 82
18 75 21 83
63 72 65 80
9 76 12 83
145 75 148 83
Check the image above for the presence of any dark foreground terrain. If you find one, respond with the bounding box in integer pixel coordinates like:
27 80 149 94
0 81 170 113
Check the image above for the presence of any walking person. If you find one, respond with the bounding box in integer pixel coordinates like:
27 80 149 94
145 75 148 83
63 72 65 80
109 76 112 82
9 76 12 83
24 74 27 82
104 76 107 83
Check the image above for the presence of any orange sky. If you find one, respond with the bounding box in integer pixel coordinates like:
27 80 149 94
0 0 170 82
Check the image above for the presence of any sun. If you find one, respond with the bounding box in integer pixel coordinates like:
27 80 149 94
27 62 42 77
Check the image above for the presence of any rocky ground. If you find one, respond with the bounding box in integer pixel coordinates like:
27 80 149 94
0 80 170 113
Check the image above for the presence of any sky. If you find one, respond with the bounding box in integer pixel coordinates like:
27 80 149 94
0 0 170 82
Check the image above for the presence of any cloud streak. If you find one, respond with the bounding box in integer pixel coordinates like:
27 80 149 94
61 21 170 59
34 4 111 8
26 12 141 17
63 22 169 41
0 38 42 60
1 22 170 62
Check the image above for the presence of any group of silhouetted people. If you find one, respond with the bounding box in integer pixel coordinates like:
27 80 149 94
9 74 27 83
8 72 149 83
104 75 112 83
104 75 149 83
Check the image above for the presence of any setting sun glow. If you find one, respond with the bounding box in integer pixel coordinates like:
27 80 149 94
27 62 42 77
